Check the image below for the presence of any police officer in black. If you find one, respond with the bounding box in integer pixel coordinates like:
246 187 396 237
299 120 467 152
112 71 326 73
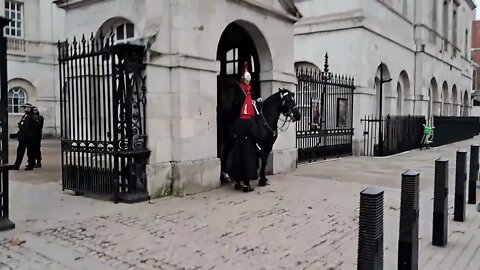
32 106 44 168
13 103 39 170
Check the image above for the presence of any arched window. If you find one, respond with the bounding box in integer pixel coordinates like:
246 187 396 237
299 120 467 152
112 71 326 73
114 22 135 43
97 18 137 45
8 87 27 113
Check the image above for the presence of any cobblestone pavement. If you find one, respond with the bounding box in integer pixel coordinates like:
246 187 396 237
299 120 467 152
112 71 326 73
1 138 480 269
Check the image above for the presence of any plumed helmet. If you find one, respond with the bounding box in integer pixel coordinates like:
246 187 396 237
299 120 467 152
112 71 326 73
241 62 251 82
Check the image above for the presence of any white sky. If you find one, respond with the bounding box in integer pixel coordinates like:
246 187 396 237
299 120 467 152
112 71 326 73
477 0 480 19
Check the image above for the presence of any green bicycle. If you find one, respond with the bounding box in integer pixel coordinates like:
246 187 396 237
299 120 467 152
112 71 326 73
420 123 434 150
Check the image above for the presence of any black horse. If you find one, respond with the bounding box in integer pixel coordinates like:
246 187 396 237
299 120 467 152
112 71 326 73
220 87 301 186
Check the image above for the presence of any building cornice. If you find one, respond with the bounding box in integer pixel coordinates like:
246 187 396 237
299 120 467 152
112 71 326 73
53 0 109 10
229 0 302 22
465 0 476 10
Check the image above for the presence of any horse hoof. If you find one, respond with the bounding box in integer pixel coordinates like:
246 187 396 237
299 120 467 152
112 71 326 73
221 172 231 183
258 179 270 187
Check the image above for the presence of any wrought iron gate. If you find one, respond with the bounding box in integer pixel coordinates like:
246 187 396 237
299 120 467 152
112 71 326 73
58 35 150 203
0 17 14 231
296 55 355 162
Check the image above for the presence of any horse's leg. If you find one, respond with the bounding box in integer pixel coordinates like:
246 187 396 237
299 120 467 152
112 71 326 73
258 146 272 187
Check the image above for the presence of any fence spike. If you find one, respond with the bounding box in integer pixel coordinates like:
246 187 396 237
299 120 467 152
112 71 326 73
81 34 87 53
89 33 96 52
324 53 329 74
72 36 78 55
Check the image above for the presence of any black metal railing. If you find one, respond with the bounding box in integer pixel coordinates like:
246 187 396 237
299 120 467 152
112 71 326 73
432 116 480 147
362 115 425 156
58 34 150 203
0 17 14 231
296 54 355 162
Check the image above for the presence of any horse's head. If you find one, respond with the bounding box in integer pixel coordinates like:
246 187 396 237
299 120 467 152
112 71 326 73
278 88 301 121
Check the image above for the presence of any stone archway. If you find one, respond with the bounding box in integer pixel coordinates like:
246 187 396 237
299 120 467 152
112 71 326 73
430 78 440 115
441 81 449 116
374 63 392 116
452 85 458 116
463 91 470 116
396 71 410 115
215 21 272 166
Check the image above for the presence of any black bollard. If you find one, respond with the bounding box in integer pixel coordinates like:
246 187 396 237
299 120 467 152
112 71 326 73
432 158 449 247
357 186 384 270
398 170 420 270
454 150 467 222
468 144 479 205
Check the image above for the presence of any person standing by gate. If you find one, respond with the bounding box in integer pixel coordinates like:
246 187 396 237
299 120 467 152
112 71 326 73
32 106 43 168
231 62 263 192
13 103 38 170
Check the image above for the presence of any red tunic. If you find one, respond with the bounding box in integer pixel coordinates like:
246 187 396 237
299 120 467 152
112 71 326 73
240 82 255 119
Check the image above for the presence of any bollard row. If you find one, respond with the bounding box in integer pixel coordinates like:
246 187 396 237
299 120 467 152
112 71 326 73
357 146 479 269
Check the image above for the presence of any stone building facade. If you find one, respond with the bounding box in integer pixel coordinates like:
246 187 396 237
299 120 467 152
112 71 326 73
294 0 476 155
54 0 302 197
2 0 64 136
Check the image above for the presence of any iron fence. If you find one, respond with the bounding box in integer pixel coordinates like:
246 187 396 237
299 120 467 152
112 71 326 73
432 116 480 147
0 17 14 231
296 54 355 162
362 115 425 156
58 34 150 203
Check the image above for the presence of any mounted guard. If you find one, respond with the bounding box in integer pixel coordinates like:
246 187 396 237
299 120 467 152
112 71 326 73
230 62 263 192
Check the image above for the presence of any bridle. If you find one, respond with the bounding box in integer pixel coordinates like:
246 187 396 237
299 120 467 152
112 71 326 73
261 91 298 136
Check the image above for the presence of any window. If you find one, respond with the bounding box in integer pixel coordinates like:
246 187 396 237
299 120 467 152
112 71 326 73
114 23 135 43
452 3 458 57
402 0 408 16
8 87 27 114
442 0 449 51
465 29 469 58
430 0 438 44
4 1 24 38
226 48 238 75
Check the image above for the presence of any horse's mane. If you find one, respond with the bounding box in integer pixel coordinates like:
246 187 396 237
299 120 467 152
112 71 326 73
262 91 281 108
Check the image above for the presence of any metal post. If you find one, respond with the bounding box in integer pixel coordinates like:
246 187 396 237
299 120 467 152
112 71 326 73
432 158 449 247
378 67 383 156
357 186 384 270
468 144 479 204
0 16 14 231
398 170 420 270
454 150 467 222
